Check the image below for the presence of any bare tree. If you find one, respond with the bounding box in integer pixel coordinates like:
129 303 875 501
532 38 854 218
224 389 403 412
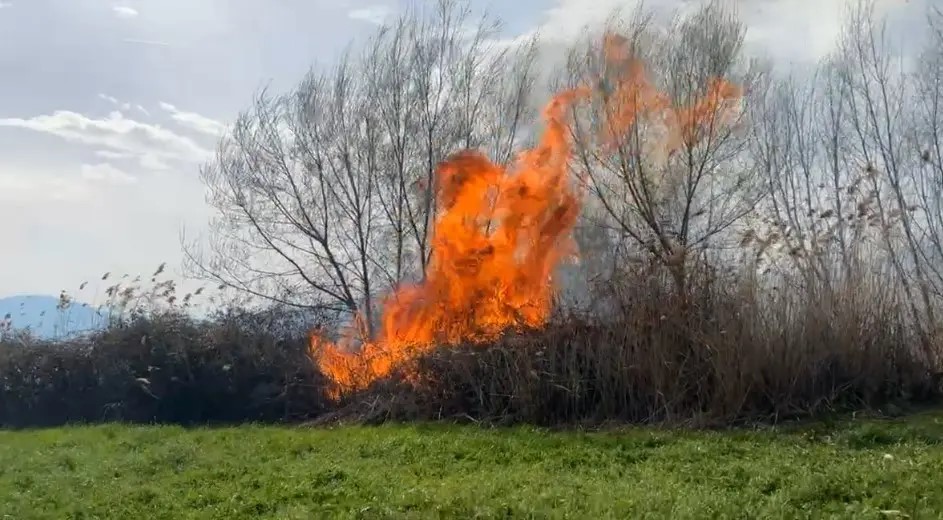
564 2 765 296
362 1 540 282
185 0 539 336
817 1 943 364
911 6 943 294
749 1 943 363
748 62 887 291
187 56 379 323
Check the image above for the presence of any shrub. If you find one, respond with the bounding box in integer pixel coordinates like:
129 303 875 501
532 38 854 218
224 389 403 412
3 266 942 429
324 267 943 427
0 308 328 428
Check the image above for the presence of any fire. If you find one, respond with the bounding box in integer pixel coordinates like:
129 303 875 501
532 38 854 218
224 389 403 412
598 33 742 154
310 32 742 397
312 89 586 395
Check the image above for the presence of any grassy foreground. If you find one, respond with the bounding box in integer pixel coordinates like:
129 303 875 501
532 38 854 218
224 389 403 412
2 412 943 519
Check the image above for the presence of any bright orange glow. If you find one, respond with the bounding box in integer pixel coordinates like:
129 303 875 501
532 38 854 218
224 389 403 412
310 32 742 397
598 33 742 154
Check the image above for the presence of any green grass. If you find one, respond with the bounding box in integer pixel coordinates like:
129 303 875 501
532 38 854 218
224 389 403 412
2 412 943 519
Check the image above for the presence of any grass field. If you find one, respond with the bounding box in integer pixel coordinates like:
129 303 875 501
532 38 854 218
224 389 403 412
2 412 943 519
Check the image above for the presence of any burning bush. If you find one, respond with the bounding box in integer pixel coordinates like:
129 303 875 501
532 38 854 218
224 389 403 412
310 30 744 399
5 3 942 430
318 267 942 426
306 24 941 425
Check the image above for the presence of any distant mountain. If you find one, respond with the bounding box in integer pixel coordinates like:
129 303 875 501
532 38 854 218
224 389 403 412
0 295 106 340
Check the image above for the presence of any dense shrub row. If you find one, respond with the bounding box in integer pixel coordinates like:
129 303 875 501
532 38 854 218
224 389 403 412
325 271 943 427
3 270 942 428
0 308 328 428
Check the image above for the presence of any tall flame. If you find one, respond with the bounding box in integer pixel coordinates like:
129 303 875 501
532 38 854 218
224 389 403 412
311 32 742 397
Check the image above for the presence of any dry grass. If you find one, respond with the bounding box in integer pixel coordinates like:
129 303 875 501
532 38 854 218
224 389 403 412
323 266 943 427
0 262 234 344
3 259 942 429
0 308 328 428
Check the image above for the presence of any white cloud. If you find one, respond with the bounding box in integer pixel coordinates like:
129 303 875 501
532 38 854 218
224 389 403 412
0 164 135 206
0 110 212 170
0 2 12 8
159 102 228 137
0 173 93 203
0 0 383 298
348 5 392 26
94 150 134 160
98 93 132 111
529 0 631 42
139 154 171 171
122 38 171 47
80 163 137 184
466 0 930 115
0 166 211 298
112 5 139 18
521 0 923 65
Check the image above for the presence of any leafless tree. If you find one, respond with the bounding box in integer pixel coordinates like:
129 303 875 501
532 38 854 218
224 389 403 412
911 6 943 294
564 2 765 296
750 1 943 363
748 62 887 291
185 0 538 337
360 2 539 284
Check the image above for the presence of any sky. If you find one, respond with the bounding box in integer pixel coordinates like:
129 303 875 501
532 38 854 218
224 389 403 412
0 0 934 301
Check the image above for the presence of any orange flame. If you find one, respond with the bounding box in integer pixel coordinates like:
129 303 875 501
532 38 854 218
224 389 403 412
598 33 742 154
311 32 742 397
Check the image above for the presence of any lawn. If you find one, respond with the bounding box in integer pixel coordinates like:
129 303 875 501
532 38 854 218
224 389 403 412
2 412 943 519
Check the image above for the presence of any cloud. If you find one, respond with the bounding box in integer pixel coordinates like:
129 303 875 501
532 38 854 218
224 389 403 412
468 0 930 108
0 2 12 9
348 5 392 26
159 102 228 137
80 163 137 184
0 163 135 207
94 150 135 160
0 165 211 297
0 0 384 298
112 5 139 18
0 110 212 170
122 38 171 47
98 94 150 116
0 173 93 203
98 93 132 111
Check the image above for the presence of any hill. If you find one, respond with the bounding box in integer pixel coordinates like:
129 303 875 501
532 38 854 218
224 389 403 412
0 295 105 340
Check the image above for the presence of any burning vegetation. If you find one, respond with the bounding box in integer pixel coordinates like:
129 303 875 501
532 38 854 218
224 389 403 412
5 1 943 430
311 31 744 398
